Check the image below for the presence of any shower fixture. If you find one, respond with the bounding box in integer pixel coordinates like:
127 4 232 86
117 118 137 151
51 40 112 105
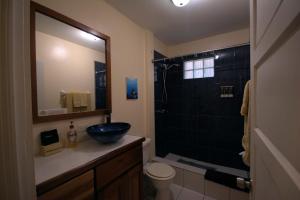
161 63 179 105
171 0 190 7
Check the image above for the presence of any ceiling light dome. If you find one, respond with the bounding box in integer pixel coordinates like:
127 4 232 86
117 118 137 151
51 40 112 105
172 0 190 7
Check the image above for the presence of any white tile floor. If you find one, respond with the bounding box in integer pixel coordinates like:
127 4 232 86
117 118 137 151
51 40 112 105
170 184 216 200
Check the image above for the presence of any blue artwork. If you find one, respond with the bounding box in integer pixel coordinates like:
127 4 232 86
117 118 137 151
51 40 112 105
126 78 138 100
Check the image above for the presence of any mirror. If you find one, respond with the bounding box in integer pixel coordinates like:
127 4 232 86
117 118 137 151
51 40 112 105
31 2 111 123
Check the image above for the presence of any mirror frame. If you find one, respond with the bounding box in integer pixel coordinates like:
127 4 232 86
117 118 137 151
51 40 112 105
30 2 111 123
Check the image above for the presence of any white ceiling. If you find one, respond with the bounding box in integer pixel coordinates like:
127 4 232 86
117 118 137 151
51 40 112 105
36 12 106 53
105 0 249 45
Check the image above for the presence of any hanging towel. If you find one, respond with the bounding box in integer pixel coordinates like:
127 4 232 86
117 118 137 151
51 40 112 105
60 92 92 113
65 93 73 113
80 93 88 107
72 93 81 108
241 80 250 166
80 92 91 111
84 93 91 111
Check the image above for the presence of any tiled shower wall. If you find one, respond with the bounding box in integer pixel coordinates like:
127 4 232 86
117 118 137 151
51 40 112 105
154 45 250 170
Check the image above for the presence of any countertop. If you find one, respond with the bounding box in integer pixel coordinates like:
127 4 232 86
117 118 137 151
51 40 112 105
35 134 143 185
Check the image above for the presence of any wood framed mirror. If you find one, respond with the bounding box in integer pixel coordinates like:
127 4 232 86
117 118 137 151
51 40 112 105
30 2 111 123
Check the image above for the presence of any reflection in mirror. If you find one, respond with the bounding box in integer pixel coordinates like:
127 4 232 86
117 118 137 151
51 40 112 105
35 12 107 116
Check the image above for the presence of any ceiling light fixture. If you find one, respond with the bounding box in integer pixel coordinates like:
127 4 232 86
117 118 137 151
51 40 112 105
80 31 100 41
171 0 190 7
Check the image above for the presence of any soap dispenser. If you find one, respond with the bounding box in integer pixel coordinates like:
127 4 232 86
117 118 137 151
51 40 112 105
67 121 77 148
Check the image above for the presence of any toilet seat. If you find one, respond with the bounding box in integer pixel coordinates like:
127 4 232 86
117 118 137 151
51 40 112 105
145 162 175 180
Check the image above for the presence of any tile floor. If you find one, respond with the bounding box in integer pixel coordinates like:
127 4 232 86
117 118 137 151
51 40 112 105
170 184 216 200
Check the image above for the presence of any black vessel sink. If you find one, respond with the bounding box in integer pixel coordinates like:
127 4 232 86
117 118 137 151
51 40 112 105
86 122 131 143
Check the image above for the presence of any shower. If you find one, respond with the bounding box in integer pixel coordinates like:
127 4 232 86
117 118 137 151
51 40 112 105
153 44 250 171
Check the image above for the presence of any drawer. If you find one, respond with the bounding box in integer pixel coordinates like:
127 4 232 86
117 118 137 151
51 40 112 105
96 145 142 189
38 170 94 200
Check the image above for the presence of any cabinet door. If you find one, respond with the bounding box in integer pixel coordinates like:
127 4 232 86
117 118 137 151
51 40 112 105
98 174 129 200
127 164 143 200
38 170 94 200
98 164 143 200
95 146 142 189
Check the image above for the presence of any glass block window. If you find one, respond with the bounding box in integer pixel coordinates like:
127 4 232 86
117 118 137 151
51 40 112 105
183 57 214 79
183 61 194 79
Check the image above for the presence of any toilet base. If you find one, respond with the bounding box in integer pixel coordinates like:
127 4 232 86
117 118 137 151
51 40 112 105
156 188 174 200
144 162 176 200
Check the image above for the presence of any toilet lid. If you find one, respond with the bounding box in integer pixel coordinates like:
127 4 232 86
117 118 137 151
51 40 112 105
146 163 175 178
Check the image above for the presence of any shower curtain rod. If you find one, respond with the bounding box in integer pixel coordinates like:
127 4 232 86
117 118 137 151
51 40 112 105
152 42 250 63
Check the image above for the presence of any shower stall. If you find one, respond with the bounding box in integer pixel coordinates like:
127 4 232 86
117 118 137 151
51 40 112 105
153 44 250 173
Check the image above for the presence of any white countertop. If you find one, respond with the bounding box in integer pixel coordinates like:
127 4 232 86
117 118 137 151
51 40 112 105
34 135 143 185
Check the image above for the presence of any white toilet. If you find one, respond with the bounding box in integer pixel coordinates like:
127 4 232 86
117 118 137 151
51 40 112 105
143 138 176 200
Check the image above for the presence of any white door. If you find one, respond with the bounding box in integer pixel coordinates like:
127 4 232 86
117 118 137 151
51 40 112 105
250 0 300 199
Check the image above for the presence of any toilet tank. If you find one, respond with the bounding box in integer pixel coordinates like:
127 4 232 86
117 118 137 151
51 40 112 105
143 138 151 165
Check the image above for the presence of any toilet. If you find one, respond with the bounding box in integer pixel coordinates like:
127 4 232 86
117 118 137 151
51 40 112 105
143 138 176 200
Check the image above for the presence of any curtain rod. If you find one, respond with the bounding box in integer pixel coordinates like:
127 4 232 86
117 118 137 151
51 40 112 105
152 42 250 63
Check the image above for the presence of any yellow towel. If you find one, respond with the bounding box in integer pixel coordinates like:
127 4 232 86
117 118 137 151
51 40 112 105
60 92 92 113
85 93 91 111
79 93 91 111
65 93 73 113
241 80 250 166
72 93 81 108
80 93 88 107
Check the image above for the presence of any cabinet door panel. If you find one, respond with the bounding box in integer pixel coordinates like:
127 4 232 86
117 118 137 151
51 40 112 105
96 146 142 189
98 174 129 200
38 170 94 200
98 165 143 200
128 164 143 200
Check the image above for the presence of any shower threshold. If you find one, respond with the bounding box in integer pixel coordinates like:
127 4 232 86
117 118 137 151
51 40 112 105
154 153 250 192
177 158 216 171
165 153 249 179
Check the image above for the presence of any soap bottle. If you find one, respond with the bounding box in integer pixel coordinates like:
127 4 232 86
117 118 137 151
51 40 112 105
67 121 77 148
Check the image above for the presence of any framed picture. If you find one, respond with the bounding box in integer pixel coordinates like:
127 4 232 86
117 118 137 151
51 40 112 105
126 78 138 100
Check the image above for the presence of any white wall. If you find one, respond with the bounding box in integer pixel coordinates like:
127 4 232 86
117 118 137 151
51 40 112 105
36 31 106 111
154 37 168 56
166 28 250 57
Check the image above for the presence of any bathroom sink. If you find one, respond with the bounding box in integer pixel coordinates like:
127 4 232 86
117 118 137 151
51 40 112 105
86 122 131 144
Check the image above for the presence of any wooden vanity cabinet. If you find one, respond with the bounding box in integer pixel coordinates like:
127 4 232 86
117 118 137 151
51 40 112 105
36 140 144 200
98 164 143 200
37 170 94 200
99 164 143 200
96 146 143 200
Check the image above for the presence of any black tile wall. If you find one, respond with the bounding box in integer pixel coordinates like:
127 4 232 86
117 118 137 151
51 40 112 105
95 61 106 109
154 45 250 170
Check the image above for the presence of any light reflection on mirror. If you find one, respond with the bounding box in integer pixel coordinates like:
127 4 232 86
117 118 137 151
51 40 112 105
79 30 100 41
35 12 107 116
